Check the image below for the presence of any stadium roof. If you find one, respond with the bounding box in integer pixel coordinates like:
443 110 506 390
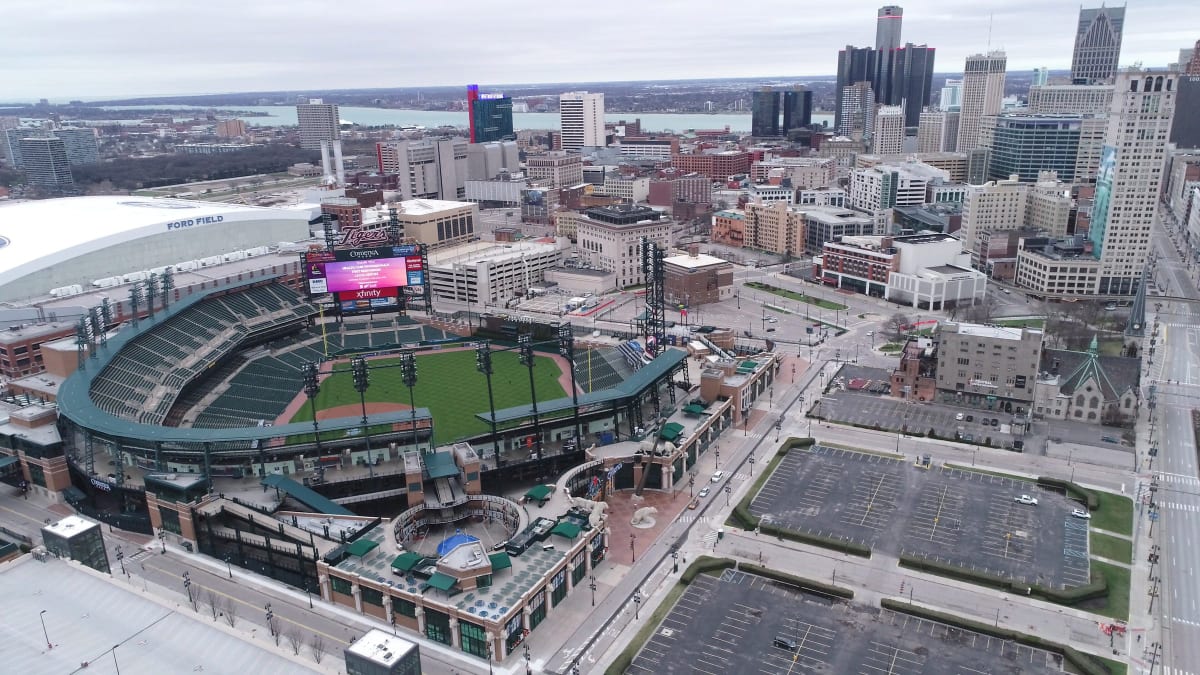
478 348 686 425
0 196 308 290
56 280 432 448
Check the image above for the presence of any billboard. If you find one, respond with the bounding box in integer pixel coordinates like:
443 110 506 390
303 245 425 315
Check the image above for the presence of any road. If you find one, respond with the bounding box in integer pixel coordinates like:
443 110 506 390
1146 211 1200 674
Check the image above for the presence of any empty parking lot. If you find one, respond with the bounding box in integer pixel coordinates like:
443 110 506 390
749 445 1090 589
630 569 1064 674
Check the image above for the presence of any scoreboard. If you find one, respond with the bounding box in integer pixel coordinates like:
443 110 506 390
303 245 426 315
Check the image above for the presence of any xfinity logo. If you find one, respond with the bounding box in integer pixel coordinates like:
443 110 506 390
166 215 224 230
357 289 383 298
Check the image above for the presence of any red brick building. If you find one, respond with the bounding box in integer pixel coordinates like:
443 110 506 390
670 151 751 180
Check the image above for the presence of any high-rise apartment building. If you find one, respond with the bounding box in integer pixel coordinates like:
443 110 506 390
19 136 74 188
939 79 963 111
957 51 1007 153
52 127 99 166
1071 6 1125 84
296 99 340 150
1089 70 1177 295
744 202 807 256
1033 68 1050 86
917 109 959 153
1027 84 1114 115
466 85 515 143
838 82 876 139
559 92 605 150
215 119 246 138
873 106 905 154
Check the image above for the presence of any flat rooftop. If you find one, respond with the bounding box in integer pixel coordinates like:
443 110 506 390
663 253 729 269
396 199 474 217
954 324 1032 340
3 556 320 674
346 629 418 666
428 239 561 267
42 514 99 538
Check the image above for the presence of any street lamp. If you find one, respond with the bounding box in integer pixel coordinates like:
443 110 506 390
305 579 314 609
486 644 494 675
115 545 125 576
182 571 192 605
633 589 643 620
265 603 275 637
630 533 637 563
158 529 166 554
39 610 51 650
524 642 532 675
748 454 756 476
715 448 721 469
224 554 233 579
670 548 679 573
589 575 597 606
688 473 695 497
724 484 732 507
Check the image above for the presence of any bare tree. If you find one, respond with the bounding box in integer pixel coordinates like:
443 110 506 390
285 626 302 655
885 311 910 341
205 589 220 621
222 598 238 628
309 633 326 663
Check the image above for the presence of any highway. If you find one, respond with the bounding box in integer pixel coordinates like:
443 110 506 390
1147 212 1200 675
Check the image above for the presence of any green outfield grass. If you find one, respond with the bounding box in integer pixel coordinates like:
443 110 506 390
289 349 567 446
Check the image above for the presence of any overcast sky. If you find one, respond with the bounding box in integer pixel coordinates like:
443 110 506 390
3 0 1194 101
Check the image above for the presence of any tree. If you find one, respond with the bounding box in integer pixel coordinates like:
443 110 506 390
285 627 303 655
309 634 326 664
205 589 220 621
886 312 910 341
221 598 238 628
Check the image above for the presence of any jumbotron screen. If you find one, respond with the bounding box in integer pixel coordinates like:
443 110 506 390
304 245 425 313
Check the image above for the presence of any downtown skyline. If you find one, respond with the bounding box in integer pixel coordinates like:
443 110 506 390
2 0 1194 100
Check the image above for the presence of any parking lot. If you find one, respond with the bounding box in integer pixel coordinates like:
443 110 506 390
749 445 1090 589
818 390 1023 448
630 569 1064 674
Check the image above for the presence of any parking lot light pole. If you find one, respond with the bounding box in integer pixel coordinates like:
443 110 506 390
39 610 51 650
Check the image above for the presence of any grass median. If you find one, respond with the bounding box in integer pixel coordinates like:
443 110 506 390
745 281 848 310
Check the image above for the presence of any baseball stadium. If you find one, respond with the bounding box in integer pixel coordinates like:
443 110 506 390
0 195 780 667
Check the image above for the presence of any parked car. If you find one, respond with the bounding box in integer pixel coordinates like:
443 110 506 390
1014 494 1039 506
1071 508 1092 519
1101 435 1119 444
965 414 974 422
990 418 999 427
955 412 965 421
773 636 799 652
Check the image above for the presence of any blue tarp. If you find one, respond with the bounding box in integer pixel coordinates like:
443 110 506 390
437 531 479 557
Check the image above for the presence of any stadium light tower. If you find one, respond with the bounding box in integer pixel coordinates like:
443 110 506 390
518 334 543 459
557 323 582 449
399 351 420 453
302 363 324 474
475 341 501 467
351 356 372 471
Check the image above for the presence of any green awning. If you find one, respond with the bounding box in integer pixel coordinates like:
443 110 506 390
346 539 379 557
0 455 19 470
425 451 459 479
682 404 706 416
391 551 424 572
659 422 685 441
525 484 553 501
551 521 581 540
488 552 512 571
427 571 457 592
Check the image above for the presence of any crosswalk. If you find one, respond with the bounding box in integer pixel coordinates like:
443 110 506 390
1157 501 1200 513
1157 472 1200 488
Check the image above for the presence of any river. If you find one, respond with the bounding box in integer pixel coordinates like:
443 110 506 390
98 104 833 133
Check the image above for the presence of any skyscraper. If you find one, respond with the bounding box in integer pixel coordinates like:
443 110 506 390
838 82 876 139
751 88 782 137
752 87 812 137
53 127 99 165
1033 67 1050 86
835 46 877 132
917 109 958 153
1089 70 1177 295
782 87 813 132
19 136 73 188
876 5 903 51
957 51 1007 153
559 92 605 151
889 43 936 126
872 106 905 154
466 85 515 143
939 79 963 111
296 99 340 150
1071 6 1125 84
